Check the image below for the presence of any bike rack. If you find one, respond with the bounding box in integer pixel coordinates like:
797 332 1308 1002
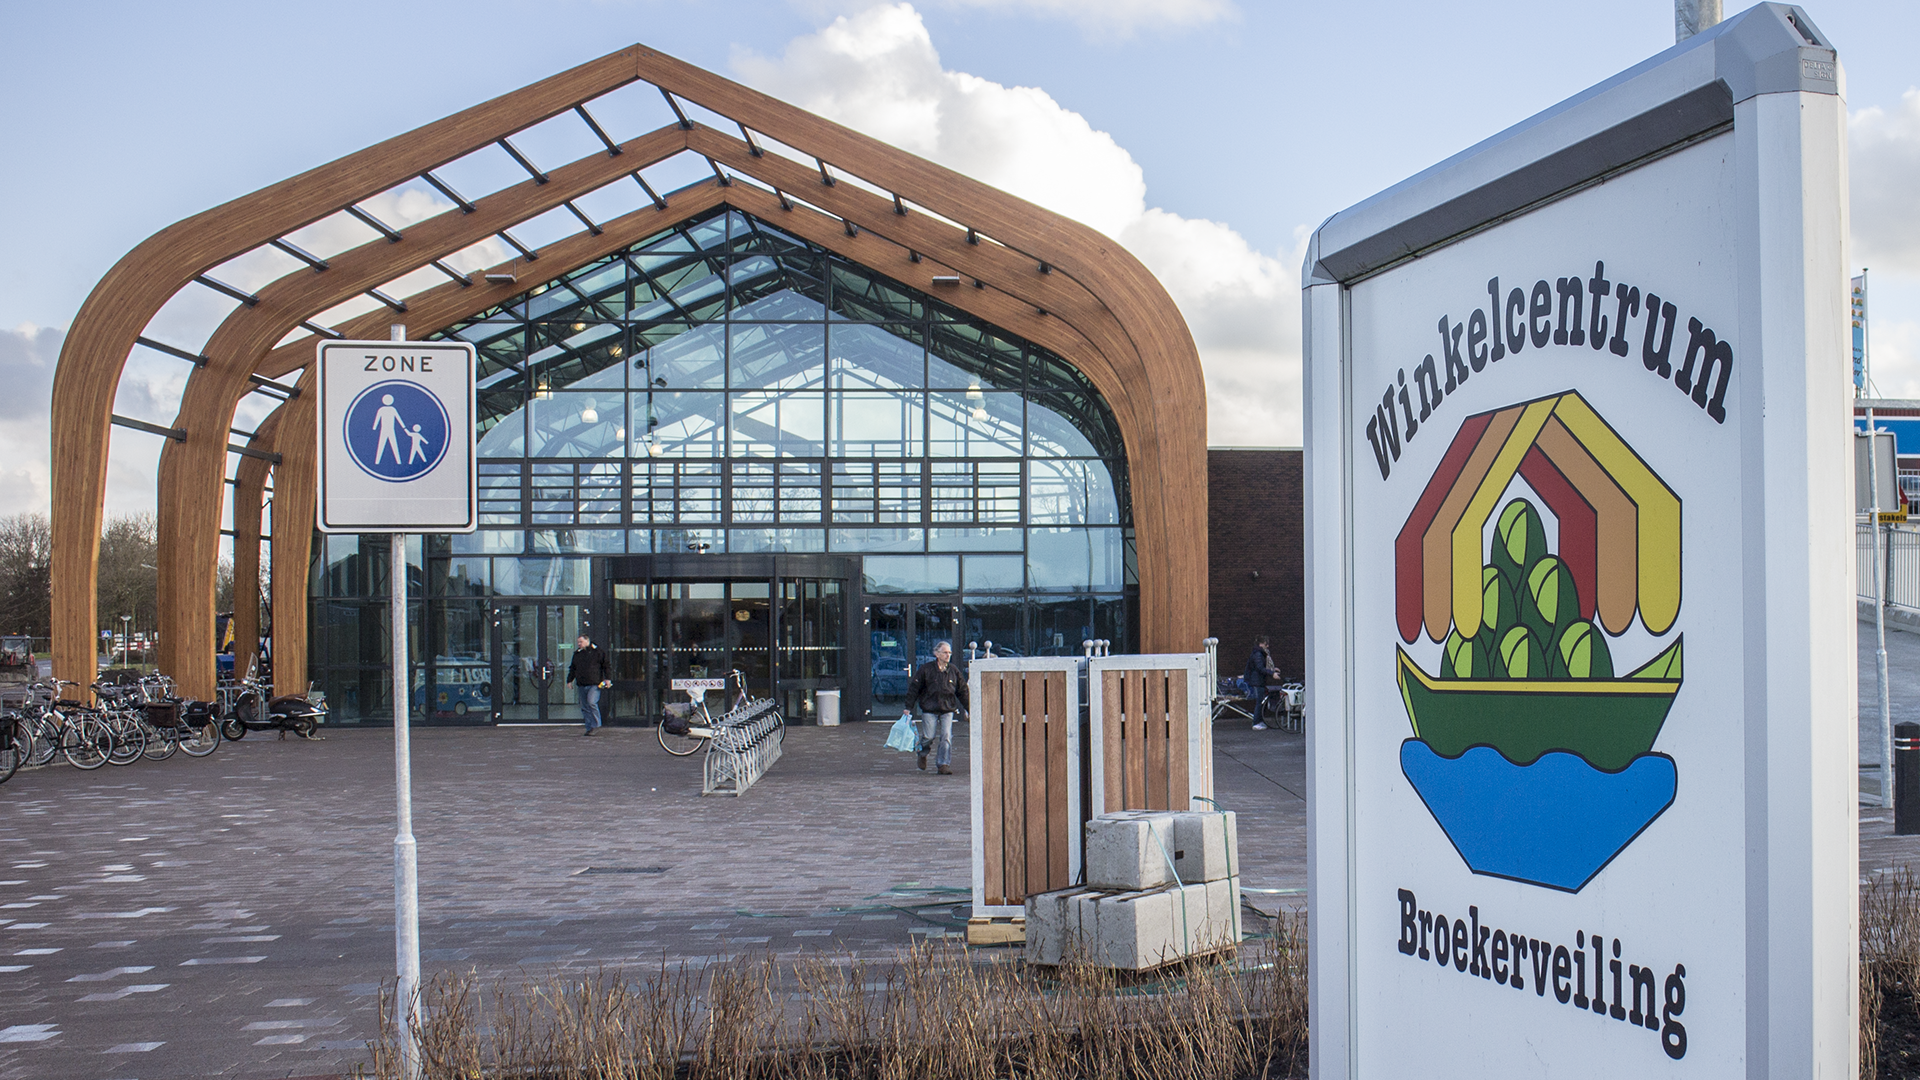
702 697 784 796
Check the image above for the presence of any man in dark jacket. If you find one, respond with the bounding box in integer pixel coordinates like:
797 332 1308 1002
1245 635 1277 731
906 640 968 774
567 634 610 735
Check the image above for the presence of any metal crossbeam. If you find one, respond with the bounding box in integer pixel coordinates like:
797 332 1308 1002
247 373 302 399
346 205 403 243
228 443 282 464
270 238 329 271
430 260 472 285
420 171 476 213
367 287 408 313
497 138 548 184
111 414 186 441
631 172 667 210
497 230 539 261
134 336 207 367
660 88 693 130
563 201 604 236
576 105 622 156
193 274 259 307
301 320 343 339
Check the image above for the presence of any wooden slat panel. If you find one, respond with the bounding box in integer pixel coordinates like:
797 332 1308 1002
1044 669 1069 890
980 671 1004 906
1126 669 1149 810
1003 674 1027 903
1023 673 1049 895
1102 669 1124 814
1167 670 1190 810
1145 669 1169 811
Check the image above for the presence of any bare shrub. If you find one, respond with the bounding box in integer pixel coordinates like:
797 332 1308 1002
371 919 1311 1080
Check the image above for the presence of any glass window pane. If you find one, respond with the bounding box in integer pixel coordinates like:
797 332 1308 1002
529 529 625 554
1027 528 1123 591
729 528 827 553
476 397 526 457
929 391 1021 457
962 597 1025 658
1029 459 1120 526
730 391 825 457
729 321 825 389
496 557 591 596
633 391 724 457
929 527 1024 552
430 557 492 596
530 392 627 457
829 392 923 458
929 326 1023 389
1028 392 1122 459
830 324 925 390
1031 597 1092 656
832 462 921 524
829 528 924 553
452 530 522 555
644 325 726 389
963 554 1024 592
655 527 724 554
863 555 958 594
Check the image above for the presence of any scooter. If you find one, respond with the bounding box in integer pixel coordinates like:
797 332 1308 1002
220 677 327 740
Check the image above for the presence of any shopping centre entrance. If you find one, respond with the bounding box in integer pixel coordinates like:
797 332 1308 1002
867 599 960 717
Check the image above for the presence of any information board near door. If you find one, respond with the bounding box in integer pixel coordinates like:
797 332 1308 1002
969 659 1082 918
1088 654 1211 815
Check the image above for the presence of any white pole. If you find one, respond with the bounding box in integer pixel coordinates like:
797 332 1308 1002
388 323 422 1078
1860 271 1895 809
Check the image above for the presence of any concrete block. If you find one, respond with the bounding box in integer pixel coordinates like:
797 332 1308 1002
1025 887 1101 965
1084 811 1179 890
1195 876 1242 952
1171 810 1239 883
1072 883 1214 970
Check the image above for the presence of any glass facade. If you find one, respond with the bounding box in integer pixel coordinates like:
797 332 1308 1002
309 205 1135 723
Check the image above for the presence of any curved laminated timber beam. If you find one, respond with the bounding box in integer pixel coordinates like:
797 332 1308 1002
228 410 281 685
51 47 649 691
61 41 1208 702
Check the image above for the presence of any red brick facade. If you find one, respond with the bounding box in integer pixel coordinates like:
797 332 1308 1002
1207 449 1304 681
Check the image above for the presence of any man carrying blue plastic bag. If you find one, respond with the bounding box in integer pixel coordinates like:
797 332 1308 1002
904 640 968 775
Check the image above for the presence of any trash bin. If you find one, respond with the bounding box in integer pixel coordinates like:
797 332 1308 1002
816 689 841 726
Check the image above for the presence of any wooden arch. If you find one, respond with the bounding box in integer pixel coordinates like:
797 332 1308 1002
56 44 1206 698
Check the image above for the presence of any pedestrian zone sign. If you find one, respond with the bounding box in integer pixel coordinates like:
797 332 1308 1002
317 340 477 533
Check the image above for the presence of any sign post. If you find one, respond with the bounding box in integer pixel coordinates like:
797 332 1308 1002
1303 7 1851 1075
318 326 476 1079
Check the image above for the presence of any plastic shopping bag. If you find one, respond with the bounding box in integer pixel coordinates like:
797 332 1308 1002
885 711 920 752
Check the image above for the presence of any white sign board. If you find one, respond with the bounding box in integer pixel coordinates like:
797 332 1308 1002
670 679 727 692
1303 7 1852 1077
317 340 477 533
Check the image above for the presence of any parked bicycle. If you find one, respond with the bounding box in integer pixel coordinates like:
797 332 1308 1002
658 670 785 756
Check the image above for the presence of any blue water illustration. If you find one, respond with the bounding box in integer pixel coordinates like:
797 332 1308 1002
1400 740 1677 893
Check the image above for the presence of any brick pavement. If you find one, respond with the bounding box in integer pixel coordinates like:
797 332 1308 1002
0 719 1305 1080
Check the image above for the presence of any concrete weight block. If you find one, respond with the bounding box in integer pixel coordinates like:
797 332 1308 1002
1084 811 1179 890
1025 887 1101 965
1171 810 1239 883
1071 887 1185 970
1196 876 1242 951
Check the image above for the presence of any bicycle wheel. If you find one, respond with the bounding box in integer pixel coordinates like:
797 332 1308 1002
26 717 57 767
62 719 109 770
179 720 221 758
658 721 704 757
106 716 145 766
141 722 179 761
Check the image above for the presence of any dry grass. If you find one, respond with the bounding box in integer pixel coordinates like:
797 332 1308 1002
370 912 1308 1080
1863 868 1920 1079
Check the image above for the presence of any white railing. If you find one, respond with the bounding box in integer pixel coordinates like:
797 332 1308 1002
1857 522 1920 611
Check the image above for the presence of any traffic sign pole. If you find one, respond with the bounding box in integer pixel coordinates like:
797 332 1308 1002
388 323 422 1080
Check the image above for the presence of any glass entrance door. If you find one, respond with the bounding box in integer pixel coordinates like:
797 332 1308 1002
868 599 959 717
494 602 585 722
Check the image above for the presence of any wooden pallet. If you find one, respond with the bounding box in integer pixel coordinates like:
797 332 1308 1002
966 916 1026 946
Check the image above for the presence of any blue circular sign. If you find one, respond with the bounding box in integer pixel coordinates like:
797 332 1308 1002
343 380 450 482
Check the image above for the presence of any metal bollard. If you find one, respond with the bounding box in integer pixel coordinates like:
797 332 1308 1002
1897 722 1920 835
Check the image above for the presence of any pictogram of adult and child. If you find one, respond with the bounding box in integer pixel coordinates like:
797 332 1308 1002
345 380 451 482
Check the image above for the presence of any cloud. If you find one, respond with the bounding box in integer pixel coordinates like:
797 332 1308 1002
1852 89 1920 277
0 324 61 513
737 3 1300 444
931 0 1233 35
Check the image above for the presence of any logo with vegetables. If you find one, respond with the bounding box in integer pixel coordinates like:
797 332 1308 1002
1394 390 1683 892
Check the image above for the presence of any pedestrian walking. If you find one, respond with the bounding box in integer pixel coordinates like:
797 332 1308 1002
907 640 968 774
1245 634 1277 731
567 634 611 735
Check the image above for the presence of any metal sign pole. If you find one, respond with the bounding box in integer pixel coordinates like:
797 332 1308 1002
388 323 422 1079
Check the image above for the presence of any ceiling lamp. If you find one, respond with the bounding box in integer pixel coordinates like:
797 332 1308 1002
580 404 599 424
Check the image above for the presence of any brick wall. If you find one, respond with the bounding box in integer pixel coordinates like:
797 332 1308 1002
1207 449 1304 679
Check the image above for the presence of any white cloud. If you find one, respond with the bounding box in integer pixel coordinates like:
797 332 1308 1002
1852 89 1920 277
737 3 1300 444
934 0 1232 35
0 324 60 515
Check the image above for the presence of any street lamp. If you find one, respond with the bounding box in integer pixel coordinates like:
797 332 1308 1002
119 614 131 668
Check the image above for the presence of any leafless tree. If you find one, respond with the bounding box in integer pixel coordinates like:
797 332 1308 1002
0 513 51 639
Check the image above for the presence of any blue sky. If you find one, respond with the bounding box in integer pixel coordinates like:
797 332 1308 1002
1 0 1915 514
